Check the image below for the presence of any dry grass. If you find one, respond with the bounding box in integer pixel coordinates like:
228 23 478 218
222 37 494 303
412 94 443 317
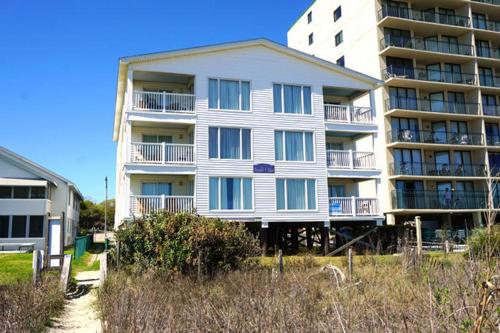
0 276 65 332
97 254 499 333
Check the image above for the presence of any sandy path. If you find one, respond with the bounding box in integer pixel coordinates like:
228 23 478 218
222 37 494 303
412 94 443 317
49 270 102 333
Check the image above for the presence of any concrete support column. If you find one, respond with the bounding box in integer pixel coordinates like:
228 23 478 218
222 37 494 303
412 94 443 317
386 213 396 226
472 212 483 228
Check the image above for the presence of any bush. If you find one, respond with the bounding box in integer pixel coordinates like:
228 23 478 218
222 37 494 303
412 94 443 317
0 276 65 332
115 212 260 274
467 224 500 258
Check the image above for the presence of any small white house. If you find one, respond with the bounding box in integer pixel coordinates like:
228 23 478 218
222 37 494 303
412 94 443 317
0 146 82 251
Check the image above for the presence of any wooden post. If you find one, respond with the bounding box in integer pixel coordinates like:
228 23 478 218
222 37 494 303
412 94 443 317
306 226 313 250
261 227 268 256
415 216 422 258
322 226 330 256
278 249 284 274
100 252 107 282
347 247 353 279
59 254 72 292
444 240 450 255
291 227 299 252
32 250 41 284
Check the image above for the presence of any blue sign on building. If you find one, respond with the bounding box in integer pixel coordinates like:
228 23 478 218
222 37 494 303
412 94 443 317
253 164 275 173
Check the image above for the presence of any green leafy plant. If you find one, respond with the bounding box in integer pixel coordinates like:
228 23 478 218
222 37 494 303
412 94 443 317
115 212 260 274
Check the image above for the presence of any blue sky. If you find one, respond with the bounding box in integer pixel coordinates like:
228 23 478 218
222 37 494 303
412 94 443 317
0 0 309 201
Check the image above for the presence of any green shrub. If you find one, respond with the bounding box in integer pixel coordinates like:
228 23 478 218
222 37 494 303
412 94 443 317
115 212 260 274
467 224 500 258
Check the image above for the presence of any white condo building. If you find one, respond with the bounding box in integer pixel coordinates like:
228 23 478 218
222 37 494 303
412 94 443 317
113 39 384 253
289 0 500 239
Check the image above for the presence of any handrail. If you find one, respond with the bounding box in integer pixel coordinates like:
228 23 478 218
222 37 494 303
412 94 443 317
380 36 474 56
382 66 477 85
385 97 479 115
378 5 470 27
389 162 487 177
129 142 195 164
387 129 484 145
132 91 196 112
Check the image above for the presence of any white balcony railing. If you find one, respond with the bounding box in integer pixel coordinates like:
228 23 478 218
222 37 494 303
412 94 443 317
329 197 379 216
324 104 374 124
129 142 194 164
133 91 196 113
130 195 194 216
326 150 376 169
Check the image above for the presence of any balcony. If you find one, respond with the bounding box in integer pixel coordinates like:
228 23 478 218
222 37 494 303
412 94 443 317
472 0 500 5
389 162 487 177
385 97 480 116
129 142 194 165
478 75 500 88
380 36 474 56
326 150 376 169
486 136 500 146
132 91 195 113
387 130 484 146
382 66 476 85
329 197 379 216
324 104 374 124
391 190 487 210
378 6 470 28
473 19 500 32
484 105 500 116
476 46 500 59
130 195 194 216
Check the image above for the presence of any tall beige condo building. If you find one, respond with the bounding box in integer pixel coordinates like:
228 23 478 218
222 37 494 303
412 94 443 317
289 0 500 239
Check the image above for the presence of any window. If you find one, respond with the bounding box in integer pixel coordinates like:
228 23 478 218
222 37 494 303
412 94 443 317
334 6 342 21
29 216 43 237
142 183 172 196
394 148 423 175
275 130 314 161
336 56 345 67
0 187 11 199
328 185 345 197
143 135 173 143
273 84 312 114
389 87 417 110
335 31 343 46
208 78 250 111
307 11 312 23
482 94 497 116
472 13 487 30
308 33 314 45
276 178 316 210
11 216 27 238
30 187 46 199
476 40 490 58
13 187 29 199
479 67 494 86
209 177 253 210
209 127 251 159
0 216 8 238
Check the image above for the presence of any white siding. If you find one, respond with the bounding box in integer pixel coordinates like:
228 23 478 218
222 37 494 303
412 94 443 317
116 44 379 225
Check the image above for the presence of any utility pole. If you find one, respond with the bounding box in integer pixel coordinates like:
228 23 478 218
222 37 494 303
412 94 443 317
104 176 108 251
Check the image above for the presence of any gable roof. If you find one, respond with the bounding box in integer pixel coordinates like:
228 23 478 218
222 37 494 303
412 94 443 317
0 146 83 199
113 38 382 140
